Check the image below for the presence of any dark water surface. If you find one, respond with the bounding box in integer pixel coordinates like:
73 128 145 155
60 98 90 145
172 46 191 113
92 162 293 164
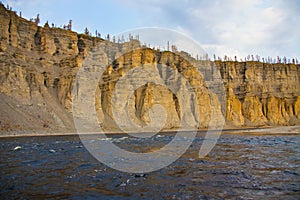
0 132 299 199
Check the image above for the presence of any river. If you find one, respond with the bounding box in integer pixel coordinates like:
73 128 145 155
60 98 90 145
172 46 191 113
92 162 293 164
0 132 299 199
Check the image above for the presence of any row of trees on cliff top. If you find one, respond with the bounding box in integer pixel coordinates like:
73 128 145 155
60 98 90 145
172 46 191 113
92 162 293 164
3 2 298 65
213 54 299 64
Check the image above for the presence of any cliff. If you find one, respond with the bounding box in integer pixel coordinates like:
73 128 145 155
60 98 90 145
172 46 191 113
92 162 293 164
0 4 299 134
217 61 300 126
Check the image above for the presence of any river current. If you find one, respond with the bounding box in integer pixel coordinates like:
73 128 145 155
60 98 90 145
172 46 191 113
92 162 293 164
0 132 299 199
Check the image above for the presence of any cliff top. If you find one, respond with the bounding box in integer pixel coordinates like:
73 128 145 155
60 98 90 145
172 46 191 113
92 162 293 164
1 3 299 65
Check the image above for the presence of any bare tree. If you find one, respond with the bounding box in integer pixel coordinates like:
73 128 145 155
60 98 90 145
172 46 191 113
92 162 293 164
247 55 250 61
67 20 72 30
224 55 227 61
255 55 260 62
283 56 287 64
171 45 178 52
135 34 139 41
84 27 89 35
277 56 281 63
167 41 170 51
35 14 40 25
44 21 49 28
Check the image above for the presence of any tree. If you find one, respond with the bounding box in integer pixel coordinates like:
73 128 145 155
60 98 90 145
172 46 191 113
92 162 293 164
44 21 49 28
267 56 272 63
205 53 209 60
255 55 260 62
277 56 281 63
167 41 170 51
67 20 72 30
84 27 89 35
283 56 287 64
171 45 177 52
224 55 227 61
247 55 250 61
35 14 40 25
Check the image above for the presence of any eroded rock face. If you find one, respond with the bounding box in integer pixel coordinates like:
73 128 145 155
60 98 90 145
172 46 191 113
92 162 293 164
0 5 86 133
217 61 300 126
0 4 299 133
242 96 268 126
226 82 244 126
97 49 224 131
295 97 300 119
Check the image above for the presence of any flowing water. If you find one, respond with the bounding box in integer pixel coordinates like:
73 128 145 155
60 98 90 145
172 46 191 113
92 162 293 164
0 132 299 199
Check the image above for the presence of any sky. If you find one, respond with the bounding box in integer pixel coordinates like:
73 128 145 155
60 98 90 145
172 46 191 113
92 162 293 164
3 0 300 60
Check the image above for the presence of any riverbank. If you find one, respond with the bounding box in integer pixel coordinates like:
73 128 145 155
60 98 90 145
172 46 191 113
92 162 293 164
225 125 300 134
0 125 299 138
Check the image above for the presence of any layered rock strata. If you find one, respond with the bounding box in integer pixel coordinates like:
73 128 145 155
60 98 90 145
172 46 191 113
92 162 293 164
0 5 299 133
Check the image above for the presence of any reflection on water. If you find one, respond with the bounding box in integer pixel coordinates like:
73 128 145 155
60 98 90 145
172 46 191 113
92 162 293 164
0 132 299 199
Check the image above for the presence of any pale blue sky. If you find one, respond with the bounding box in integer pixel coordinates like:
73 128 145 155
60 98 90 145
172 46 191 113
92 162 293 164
3 0 300 60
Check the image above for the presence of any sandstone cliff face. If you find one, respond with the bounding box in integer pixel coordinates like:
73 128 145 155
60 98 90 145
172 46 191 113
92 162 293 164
0 5 299 133
217 61 300 126
0 5 84 133
97 49 224 131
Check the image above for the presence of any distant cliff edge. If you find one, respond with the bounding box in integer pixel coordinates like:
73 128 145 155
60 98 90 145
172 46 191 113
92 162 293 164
0 4 299 134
